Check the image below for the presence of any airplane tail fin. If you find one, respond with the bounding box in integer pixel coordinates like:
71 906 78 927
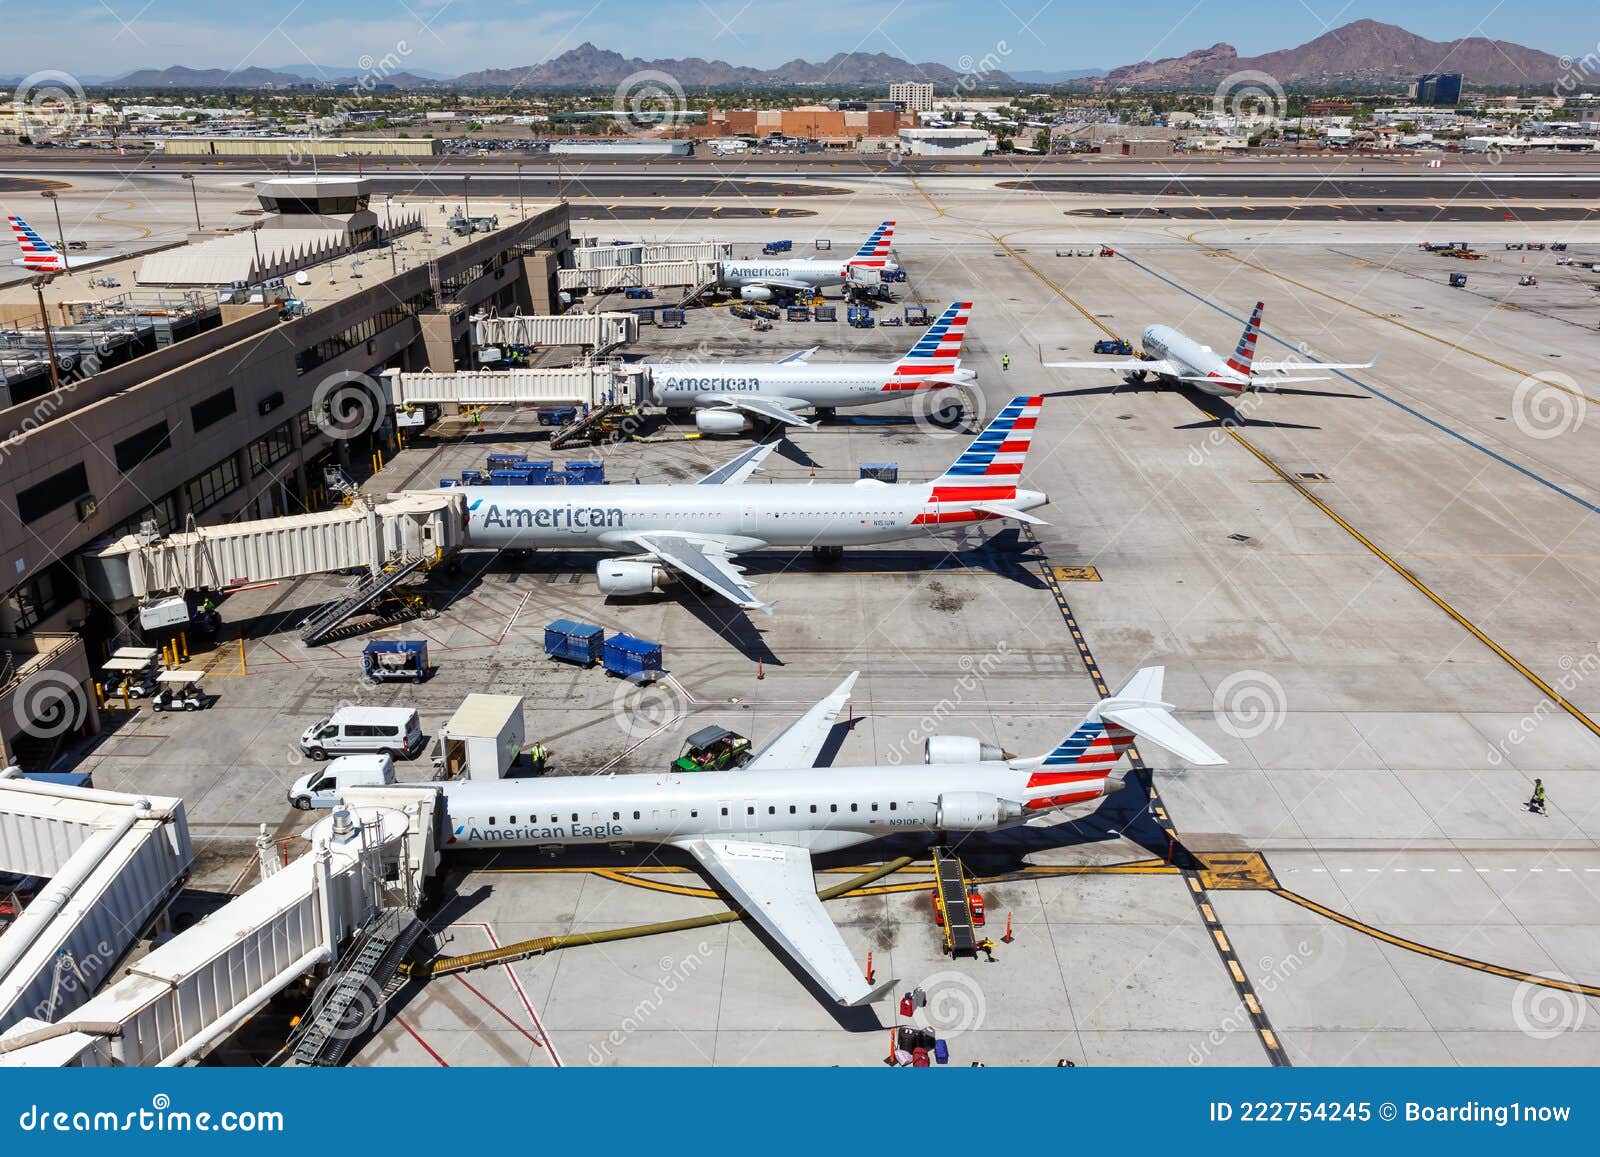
8 216 63 271
885 301 971 389
1224 300 1264 376
847 220 895 267
930 394 1040 486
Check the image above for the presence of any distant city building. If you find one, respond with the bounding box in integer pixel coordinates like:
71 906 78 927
898 126 988 156
889 82 935 113
1413 74 1463 106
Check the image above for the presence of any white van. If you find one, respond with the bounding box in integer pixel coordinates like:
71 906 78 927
287 753 396 810
300 707 425 760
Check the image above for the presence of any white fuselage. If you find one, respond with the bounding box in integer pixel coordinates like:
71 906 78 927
1140 324 1245 395
718 258 892 293
458 478 1046 551
441 761 1107 855
645 362 975 413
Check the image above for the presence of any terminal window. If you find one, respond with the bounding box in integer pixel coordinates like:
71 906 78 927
191 387 238 432
184 456 242 515
114 420 172 472
16 462 90 524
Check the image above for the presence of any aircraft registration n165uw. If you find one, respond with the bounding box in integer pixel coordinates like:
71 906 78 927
717 221 898 301
644 301 976 431
435 666 1225 1006
1046 300 1374 396
456 395 1048 614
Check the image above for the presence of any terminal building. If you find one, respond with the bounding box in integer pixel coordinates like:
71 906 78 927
0 178 573 765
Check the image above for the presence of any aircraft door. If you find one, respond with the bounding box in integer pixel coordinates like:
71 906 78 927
717 801 732 831
742 798 759 830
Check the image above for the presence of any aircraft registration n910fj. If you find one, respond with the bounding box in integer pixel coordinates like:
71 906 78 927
1046 300 1375 396
644 301 977 433
455 395 1048 614
427 666 1224 1007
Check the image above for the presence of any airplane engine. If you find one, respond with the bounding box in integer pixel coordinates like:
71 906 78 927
934 791 1023 829
739 285 774 302
596 559 669 597
695 409 747 434
923 735 1010 764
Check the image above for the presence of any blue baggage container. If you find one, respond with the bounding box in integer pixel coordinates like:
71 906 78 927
565 460 605 485
544 619 605 666
362 639 428 683
438 478 458 488
860 462 898 483
516 460 555 483
486 453 522 471
659 309 686 328
460 469 484 484
489 469 531 486
813 305 837 322
603 633 663 682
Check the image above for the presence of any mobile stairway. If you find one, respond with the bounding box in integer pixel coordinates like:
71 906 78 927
298 553 431 646
287 905 423 1066
549 403 632 450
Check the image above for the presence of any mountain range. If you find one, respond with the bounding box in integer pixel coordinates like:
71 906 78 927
1090 20 1569 88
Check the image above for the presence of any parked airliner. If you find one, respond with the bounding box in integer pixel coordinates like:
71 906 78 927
7 216 99 272
1046 301 1374 395
427 665 1224 1006
717 221 898 301
456 395 1048 613
644 301 976 431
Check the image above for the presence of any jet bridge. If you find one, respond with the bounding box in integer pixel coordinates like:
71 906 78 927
380 364 645 410
470 310 637 354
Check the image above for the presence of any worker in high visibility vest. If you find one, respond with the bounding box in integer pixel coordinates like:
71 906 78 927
1528 778 1548 815
530 742 549 774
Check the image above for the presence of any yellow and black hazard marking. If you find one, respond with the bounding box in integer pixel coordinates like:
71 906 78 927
1021 524 1291 1067
1050 565 1102 582
1196 851 1279 891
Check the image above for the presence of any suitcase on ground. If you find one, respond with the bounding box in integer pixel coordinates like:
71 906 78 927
934 1039 949 1065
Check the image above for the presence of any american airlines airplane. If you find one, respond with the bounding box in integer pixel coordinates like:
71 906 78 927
432 665 1225 1006
1046 301 1374 396
456 394 1048 613
644 301 977 431
7 215 97 272
717 221 898 301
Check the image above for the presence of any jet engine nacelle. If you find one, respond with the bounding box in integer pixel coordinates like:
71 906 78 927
739 285 775 302
695 409 747 434
934 791 1023 830
596 559 669 597
923 735 1009 764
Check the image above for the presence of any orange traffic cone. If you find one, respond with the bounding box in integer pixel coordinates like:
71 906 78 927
1002 912 1013 944
865 951 875 984
757 659 765 681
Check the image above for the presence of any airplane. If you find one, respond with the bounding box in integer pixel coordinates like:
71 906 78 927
7 215 98 272
455 394 1049 614
1045 301 1375 396
433 665 1226 1007
717 221 898 302
643 301 977 432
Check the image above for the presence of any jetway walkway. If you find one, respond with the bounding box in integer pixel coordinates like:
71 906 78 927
0 785 444 1067
380 364 645 410
0 778 191 1036
471 311 637 354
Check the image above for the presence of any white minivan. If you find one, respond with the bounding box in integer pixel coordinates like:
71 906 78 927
300 706 425 760
287 753 396 810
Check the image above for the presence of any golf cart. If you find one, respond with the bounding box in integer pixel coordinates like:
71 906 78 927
673 726 753 773
151 670 212 712
102 651 160 699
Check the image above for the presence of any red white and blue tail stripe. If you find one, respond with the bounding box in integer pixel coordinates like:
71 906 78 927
933 394 1040 483
847 220 895 267
1224 300 1264 377
1021 719 1137 809
9 216 64 272
883 300 971 390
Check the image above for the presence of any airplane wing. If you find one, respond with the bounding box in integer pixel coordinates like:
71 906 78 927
629 533 772 614
1044 358 1182 375
744 671 859 772
776 347 819 364
675 836 894 1007
697 440 778 485
707 396 815 429
971 502 1047 525
1251 358 1375 373
744 277 814 293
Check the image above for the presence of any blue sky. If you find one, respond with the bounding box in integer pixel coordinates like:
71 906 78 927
8 0 1591 78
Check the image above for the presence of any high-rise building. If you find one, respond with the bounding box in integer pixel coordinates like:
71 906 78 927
889 82 935 114
1415 74 1463 105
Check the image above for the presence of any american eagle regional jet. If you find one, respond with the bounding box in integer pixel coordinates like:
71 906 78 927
716 221 898 301
457 395 1049 614
1046 301 1374 396
429 665 1225 1007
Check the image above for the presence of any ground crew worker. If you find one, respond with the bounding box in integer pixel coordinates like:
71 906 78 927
530 741 548 774
1529 778 1547 815
1001 354 1011 371
977 937 997 962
